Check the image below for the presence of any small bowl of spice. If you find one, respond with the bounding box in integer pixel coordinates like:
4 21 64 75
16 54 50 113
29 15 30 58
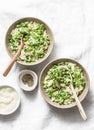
18 70 38 91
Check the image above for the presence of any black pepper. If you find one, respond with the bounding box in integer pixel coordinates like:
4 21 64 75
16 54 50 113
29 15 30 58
22 74 34 87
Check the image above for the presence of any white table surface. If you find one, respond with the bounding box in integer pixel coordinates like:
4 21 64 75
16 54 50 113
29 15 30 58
0 0 94 130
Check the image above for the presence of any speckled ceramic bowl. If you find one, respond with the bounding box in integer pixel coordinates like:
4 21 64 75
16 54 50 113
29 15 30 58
39 58 90 109
5 17 54 66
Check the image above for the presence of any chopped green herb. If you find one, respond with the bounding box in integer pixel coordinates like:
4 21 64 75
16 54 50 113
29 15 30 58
43 62 86 105
8 21 50 63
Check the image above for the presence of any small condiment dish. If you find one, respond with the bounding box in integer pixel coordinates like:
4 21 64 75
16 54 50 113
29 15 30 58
0 85 20 115
18 70 38 91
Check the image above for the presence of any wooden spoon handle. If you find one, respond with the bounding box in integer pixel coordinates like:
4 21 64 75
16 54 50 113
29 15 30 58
3 58 17 76
70 84 87 121
3 37 24 76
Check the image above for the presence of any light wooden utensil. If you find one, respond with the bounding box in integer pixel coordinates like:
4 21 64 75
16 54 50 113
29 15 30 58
70 74 87 121
3 37 24 77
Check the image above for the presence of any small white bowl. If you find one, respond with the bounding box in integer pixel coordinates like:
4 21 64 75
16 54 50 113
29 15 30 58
0 85 20 115
18 70 38 91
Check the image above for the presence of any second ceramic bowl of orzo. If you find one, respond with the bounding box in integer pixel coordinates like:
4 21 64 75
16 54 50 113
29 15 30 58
39 58 90 109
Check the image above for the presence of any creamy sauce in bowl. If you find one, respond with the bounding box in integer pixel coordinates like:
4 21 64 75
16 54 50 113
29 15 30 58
0 86 20 115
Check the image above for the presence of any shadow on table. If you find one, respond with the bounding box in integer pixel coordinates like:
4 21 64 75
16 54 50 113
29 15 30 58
0 102 21 122
47 91 92 123
22 85 38 101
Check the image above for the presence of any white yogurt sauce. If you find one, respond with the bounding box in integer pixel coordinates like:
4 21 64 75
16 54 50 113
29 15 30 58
0 86 19 114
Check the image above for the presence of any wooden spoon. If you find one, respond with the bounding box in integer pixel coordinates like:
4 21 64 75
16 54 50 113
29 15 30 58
3 37 24 76
70 74 87 120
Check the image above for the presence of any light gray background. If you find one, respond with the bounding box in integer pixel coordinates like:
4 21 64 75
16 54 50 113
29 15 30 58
0 0 94 130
